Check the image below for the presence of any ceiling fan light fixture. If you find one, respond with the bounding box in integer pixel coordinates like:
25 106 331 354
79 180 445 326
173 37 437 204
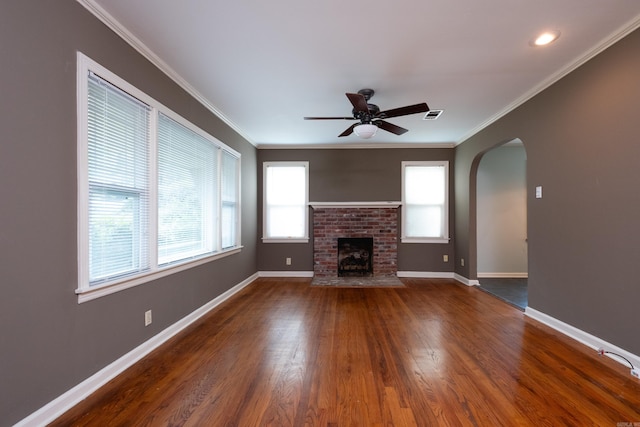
353 123 378 139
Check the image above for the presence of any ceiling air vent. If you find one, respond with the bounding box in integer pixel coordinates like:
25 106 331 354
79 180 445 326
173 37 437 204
423 110 443 120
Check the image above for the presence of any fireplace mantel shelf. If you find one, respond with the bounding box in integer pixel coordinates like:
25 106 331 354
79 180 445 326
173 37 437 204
310 201 401 209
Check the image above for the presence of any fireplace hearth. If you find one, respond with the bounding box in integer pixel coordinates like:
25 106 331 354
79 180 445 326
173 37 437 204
337 237 373 277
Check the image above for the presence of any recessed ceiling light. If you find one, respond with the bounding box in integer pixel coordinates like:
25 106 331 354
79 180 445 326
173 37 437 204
531 30 560 46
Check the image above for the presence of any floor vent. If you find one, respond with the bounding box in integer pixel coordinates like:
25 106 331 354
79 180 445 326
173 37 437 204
423 110 443 120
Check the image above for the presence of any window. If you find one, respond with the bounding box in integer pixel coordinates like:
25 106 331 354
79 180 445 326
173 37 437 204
77 53 241 299
401 161 449 243
263 162 309 242
157 113 218 265
85 69 151 283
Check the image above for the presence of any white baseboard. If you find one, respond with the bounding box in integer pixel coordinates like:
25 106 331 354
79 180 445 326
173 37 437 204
525 307 640 370
258 271 314 278
396 271 455 279
454 273 480 287
15 273 260 427
395 271 479 287
477 272 528 278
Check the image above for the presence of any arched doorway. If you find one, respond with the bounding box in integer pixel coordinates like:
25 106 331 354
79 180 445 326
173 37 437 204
475 139 528 309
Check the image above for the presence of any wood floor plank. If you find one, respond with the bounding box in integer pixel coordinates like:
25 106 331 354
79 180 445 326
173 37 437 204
49 278 640 426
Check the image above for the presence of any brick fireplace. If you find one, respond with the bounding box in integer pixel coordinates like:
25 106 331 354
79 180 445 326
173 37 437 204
311 202 399 278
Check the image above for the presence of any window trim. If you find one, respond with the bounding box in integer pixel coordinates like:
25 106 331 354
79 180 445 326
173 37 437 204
401 160 450 244
262 161 309 243
77 52 241 301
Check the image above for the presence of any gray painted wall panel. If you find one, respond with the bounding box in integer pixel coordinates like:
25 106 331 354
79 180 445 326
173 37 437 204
455 27 640 356
0 2 257 424
257 148 455 273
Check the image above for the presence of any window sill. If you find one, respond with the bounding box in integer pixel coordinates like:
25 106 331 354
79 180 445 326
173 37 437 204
401 238 450 244
76 247 242 303
262 238 309 244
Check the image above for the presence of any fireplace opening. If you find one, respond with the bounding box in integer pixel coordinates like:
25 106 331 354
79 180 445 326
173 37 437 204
337 237 373 277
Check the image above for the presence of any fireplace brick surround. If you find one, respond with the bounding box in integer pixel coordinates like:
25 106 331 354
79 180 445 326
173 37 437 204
312 205 398 278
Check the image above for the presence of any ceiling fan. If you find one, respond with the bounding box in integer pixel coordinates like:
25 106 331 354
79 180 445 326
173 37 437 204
304 89 429 139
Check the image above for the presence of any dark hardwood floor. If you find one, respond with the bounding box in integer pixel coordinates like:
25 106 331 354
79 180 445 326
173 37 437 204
50 278 640 426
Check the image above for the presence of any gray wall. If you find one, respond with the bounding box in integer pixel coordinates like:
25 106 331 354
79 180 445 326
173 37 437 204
257 148 455 273
455 28 640 356
0 1 257 425
477 145 527 276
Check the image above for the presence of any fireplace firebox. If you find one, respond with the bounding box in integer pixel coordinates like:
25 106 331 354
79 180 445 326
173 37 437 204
337 237 373 277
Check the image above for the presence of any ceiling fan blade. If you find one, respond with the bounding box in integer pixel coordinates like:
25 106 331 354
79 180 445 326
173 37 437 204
377 103 429 119
375 120 409 135
338 123 358 137
346 93 370 113
304 116 356 120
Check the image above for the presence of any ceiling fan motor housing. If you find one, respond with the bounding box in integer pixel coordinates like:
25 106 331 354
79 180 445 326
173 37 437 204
353 103 380 122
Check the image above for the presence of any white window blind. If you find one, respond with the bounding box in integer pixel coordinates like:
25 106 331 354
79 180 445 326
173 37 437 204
221 151 239 249
264 162 308 241
87 72 151 283
402 161 449 243
157 113 217 265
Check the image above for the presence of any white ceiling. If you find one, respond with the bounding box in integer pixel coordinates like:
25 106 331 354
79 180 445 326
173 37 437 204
82 0 640 148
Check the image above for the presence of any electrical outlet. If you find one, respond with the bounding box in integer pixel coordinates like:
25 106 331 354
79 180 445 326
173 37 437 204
286 257 292 265
144 310 152 326
443 255 449 262
461 258 465 267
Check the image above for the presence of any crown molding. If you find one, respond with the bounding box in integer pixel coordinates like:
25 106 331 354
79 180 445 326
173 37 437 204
77 1 640 151
257 142 455 150
76 0 256 146
456 13 640 146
